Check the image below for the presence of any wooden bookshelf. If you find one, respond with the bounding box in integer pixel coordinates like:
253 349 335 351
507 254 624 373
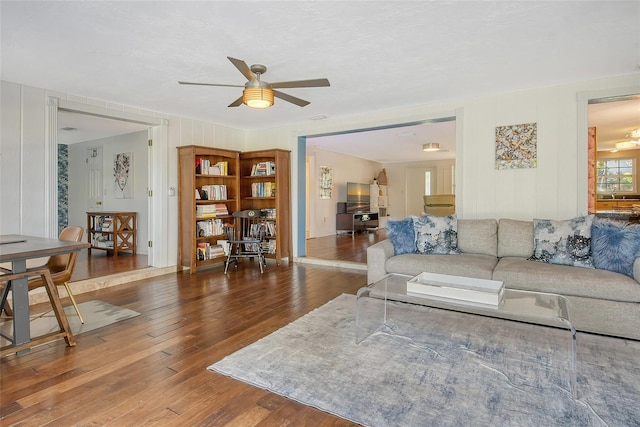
239 149 291 265
86 211 136 256
177 145 240 273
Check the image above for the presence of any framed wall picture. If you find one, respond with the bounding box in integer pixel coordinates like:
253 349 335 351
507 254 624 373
320 166 332 199
495 122 537 170
113 152 133 198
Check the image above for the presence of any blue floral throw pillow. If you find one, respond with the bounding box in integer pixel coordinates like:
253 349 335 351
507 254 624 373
412 214 461 255
387 218 416 255
591 219 640 277
528 215 594 268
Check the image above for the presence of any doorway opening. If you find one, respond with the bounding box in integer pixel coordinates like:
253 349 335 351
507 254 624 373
49 98 167 282
578 90 640 214
298 113 460 260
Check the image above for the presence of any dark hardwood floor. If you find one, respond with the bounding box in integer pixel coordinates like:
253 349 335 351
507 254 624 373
1 230 385 426
72 249 149 282
305 229 387 263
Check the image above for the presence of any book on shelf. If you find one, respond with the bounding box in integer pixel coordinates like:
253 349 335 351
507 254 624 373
93 235 114 248
200 184 227 200
197 242 226 260
250 182 275 197
196 218 225 236
196 158 229 176
196 204 229 219
261 208 276 219
250 161 276 176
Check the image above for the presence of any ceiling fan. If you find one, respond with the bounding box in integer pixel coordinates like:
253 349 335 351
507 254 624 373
178 56 330 109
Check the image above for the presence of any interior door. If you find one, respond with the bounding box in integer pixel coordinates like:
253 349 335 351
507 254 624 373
87 147 103 211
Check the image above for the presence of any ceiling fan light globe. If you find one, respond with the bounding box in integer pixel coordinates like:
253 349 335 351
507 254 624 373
243 87 274 109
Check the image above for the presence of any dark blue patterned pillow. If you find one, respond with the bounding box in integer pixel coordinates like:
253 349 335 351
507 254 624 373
591 219 640 277
528 215 594 268
387 218 416 255
412 214 461 255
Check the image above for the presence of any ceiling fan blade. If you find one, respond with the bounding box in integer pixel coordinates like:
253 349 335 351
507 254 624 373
178 81 244 88
228 96 244 107
227 56 255 81
273 90 310 107
270 78 330 89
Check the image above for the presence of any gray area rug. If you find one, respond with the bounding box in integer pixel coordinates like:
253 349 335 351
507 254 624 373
1 300 140 346
209 294 640 426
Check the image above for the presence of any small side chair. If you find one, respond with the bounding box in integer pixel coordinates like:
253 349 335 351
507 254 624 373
224 210 267 274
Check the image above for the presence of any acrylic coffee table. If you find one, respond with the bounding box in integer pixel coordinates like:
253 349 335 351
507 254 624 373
356 273 578 399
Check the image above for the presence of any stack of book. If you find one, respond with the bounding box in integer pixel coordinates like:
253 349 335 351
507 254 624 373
261 208 276 219
250 161 276 176
214 204 229 215
95 216 114 232
93 235 114 249
196 205 217 218
197 242 226 260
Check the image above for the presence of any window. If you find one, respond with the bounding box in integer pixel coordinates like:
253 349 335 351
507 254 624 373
424 171 431 196
596 158 635 193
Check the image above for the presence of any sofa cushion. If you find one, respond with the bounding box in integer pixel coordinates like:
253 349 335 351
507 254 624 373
591 219 640 277
493 257 640 303
528 215 594 269
412 214 461 255
386 218 416 255
458 219 498 257
498 219 534 258
385 253 497 280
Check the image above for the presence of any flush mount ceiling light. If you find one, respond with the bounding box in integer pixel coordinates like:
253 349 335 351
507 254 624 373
615 141 640 150
422 143 441 152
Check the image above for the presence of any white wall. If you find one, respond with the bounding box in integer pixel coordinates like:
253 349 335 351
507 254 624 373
2 73 639 262
306 148 381 238
247 73 639 256
68 131 149 254
383 159 455 218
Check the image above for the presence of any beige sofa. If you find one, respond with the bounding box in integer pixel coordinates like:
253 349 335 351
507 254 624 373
367 218 640 340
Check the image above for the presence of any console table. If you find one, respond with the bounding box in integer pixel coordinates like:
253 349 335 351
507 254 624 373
87 211 137 256
336 212 379 236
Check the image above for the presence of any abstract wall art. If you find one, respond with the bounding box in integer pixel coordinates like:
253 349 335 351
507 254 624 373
495 122 537 170
113 152 133 198
320 166 332 199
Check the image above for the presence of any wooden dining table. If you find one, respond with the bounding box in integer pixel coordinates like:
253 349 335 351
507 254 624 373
0 234 90 355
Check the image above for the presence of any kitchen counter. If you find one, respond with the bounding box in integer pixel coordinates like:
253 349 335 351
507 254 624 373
593 210 640 222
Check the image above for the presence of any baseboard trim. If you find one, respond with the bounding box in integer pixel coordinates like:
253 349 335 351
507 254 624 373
15 266 180 306
293 257 366 271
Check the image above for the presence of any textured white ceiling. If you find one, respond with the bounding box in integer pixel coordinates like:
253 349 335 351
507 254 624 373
2 1 639 160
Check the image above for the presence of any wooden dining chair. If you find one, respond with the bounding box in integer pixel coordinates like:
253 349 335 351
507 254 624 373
0 265 76 356
1 226 85 323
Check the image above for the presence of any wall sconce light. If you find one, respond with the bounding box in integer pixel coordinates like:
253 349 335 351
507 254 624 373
422 143 441 152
